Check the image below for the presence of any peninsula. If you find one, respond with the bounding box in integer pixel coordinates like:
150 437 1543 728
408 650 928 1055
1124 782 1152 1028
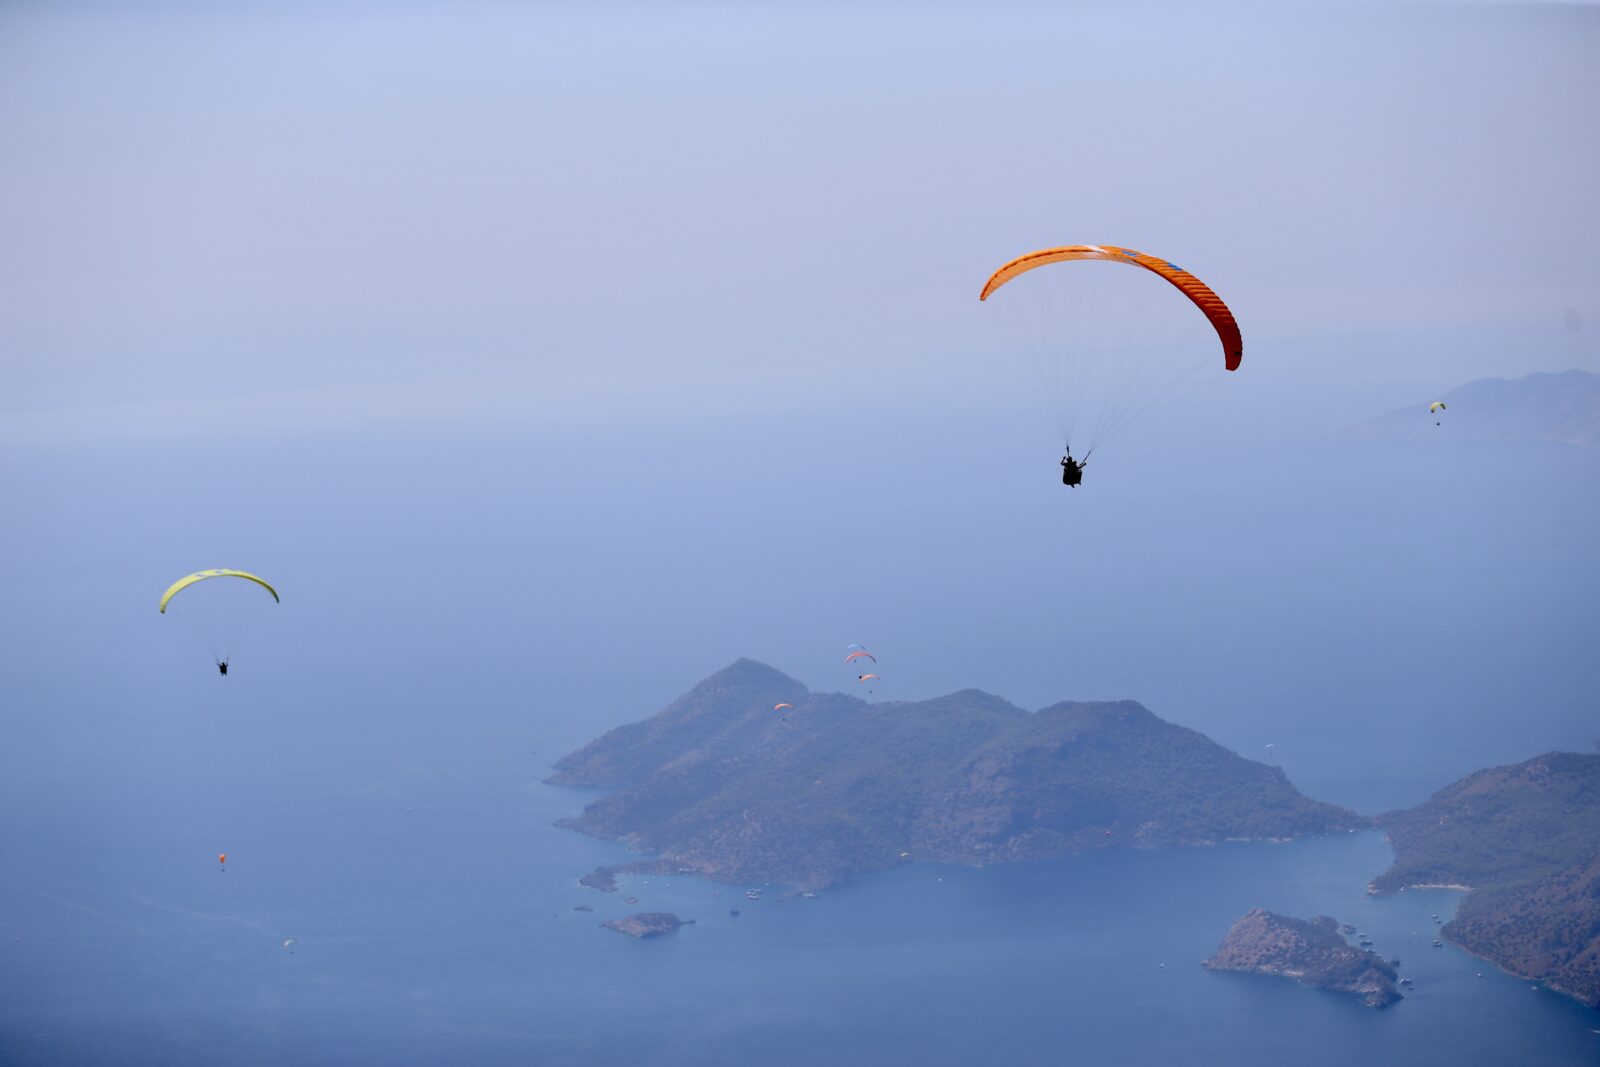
1372 752 1600 1007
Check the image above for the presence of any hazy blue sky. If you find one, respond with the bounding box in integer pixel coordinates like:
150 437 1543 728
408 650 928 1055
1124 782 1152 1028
1 1 1596 804
2 2 1596 446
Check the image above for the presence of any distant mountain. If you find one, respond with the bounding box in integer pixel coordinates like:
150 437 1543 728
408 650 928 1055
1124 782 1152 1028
1203 909 1402 1008
1350 368 1600 444
547 658 807 789
549 660 1364 890
1371 752 1600 1007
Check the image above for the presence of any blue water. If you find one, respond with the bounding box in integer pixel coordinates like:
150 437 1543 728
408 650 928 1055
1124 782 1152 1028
4 736 1596 1067
3 417 1596 1064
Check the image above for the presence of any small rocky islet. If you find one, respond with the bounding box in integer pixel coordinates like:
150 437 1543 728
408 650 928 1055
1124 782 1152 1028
601 913 692 938
1203 909 1402 1008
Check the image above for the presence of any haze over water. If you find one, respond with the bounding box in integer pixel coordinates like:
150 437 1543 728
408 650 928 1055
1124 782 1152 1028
3 2 1598 1064
4 424 1597 1064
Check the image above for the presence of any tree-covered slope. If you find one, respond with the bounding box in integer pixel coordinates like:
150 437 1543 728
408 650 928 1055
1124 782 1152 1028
550 661 1363 889
1372 752 1600 1006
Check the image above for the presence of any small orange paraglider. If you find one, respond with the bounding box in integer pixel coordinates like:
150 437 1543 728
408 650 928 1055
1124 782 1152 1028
218 853 227 872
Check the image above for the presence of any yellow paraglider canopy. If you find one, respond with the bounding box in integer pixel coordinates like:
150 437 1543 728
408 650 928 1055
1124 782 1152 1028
159 570 279 613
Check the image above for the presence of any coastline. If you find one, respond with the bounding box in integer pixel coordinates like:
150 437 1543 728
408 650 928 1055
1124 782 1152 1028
1394 883 1594 1008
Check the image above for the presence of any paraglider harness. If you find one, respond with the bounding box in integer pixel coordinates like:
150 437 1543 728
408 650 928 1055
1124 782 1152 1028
217 660 229 676
1060 449 1087 487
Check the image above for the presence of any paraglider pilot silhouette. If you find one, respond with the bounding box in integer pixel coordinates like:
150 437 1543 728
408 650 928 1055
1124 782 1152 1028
1060 450 1085 487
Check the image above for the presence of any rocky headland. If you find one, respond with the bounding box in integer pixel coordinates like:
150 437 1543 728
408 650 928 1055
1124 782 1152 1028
578 867 618 893
1371 752 1600 1007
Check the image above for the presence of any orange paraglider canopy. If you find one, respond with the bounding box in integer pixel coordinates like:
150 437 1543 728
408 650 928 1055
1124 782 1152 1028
218 853 227 864
979 245 1242 370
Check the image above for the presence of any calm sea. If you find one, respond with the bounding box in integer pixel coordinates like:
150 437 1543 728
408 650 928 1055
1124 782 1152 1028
2 734 1595 1067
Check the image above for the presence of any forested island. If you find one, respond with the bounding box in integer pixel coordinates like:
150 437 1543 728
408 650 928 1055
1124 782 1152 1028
1204 910 1401 1008
548 660 1363 890
1372 752 1600 1007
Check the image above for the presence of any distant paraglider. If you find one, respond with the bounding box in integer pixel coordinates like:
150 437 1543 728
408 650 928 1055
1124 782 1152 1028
159 570 279 675
773 703 794 712
283 939 296 954
218 853 227 872
1430 401 1447 426
845 645 883 696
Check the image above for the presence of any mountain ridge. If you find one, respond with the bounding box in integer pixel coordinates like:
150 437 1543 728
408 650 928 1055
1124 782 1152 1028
549 659 1365 890
1350 368 1600 444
